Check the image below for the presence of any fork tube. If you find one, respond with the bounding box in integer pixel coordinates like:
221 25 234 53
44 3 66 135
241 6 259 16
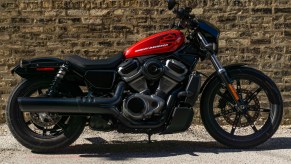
210 53 225 74
197 31 241 104
210 53 240 103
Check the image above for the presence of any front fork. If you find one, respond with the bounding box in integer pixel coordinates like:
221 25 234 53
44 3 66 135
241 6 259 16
197 32 242 107
209 53 241 105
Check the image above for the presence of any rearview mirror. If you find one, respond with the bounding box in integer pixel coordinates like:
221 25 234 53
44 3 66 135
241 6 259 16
167 0 177 10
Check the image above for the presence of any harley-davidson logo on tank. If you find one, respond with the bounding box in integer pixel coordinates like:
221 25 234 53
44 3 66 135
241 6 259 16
124 30 185 58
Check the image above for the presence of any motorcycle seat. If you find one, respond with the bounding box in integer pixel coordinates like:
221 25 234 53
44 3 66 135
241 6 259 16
65 52 124 70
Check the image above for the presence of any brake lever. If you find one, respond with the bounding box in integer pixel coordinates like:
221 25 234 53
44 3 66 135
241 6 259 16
170 22 176 29
185 7 192 14
176 21 186 30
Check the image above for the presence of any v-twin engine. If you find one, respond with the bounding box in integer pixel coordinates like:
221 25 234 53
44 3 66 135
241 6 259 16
123 94 165 120
118 58 187 120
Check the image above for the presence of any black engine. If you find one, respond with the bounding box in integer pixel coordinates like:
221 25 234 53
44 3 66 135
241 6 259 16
118 58 187 121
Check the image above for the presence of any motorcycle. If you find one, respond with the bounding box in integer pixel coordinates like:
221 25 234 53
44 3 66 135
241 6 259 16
6 0 283 152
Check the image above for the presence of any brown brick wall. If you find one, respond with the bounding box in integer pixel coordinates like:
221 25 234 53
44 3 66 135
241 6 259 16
0 0 290 123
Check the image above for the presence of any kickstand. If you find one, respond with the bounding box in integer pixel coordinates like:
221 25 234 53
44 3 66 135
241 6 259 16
147 133 152 143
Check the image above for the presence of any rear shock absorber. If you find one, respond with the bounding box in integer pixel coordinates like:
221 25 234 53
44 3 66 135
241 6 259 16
47 63 69 97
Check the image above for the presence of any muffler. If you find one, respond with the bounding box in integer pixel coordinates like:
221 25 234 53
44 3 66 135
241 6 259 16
18 82 125 114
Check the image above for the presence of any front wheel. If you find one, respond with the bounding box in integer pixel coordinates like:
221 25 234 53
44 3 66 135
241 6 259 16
6 79 86 152
200 67 283 148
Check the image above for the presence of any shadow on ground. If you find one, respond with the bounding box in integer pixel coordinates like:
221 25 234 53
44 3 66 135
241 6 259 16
39 137 291 160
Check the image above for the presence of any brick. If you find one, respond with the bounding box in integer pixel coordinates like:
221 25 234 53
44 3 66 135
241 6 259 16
111 25 132 31
11 17 32 24
90 9 110 16
44 10 57 16
58 33 80 39
82 17 102 24
19 1 42 10
21 26 43 33
70 25 89 33
0 18 10 24
217 15 237 23
252 8 272 14
274 0 291 6
0 0 291 124
252 1 273 6
0 1 17 9
11 49 36 56
88 25 108 32
44 10 66 17
21 11 43 17
0 25 20 33
58 17 81 24
67 10 89 16
275 8 291 13
0 34 10 40
98 41 112 47
37 18 57 24
275 23 291 29
251 39 271 44
284 30 291 37
113 9 124 15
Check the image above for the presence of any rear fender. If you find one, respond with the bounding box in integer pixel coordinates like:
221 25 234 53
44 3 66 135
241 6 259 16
11 57 64 79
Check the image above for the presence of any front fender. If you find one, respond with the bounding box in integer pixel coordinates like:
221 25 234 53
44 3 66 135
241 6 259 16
11 57 64 79
200 64 247 94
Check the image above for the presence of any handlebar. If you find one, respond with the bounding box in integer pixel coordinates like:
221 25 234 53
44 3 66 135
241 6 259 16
173 7 192 19
172 7 198 30
171 6 215 54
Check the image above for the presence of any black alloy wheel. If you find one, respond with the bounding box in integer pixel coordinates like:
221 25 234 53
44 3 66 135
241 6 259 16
6 79 86 152
200 67 283 148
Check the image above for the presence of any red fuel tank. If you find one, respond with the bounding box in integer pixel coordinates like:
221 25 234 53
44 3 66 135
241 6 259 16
124 30 185 59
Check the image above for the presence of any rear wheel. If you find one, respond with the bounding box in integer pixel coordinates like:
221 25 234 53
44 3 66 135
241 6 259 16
6 79 86 152
200 67 283 148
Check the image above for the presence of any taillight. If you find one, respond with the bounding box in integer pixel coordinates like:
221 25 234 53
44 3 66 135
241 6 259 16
36 67 55 71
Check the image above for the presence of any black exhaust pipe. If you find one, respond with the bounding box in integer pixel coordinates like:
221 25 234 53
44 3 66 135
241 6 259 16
18 81 183 129
18 82 125 114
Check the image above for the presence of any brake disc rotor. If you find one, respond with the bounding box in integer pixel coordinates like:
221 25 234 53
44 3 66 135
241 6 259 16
218 89 260 127
30 113 62 128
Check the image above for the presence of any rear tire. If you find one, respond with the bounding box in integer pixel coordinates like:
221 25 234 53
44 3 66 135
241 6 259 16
200 67 283 148
6 79 86 153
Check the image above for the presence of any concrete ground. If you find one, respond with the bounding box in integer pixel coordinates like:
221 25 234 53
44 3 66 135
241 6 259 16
1 124 291 164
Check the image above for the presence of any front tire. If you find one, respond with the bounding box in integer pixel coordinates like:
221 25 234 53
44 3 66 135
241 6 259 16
200 67 283 148
6 79 86 153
